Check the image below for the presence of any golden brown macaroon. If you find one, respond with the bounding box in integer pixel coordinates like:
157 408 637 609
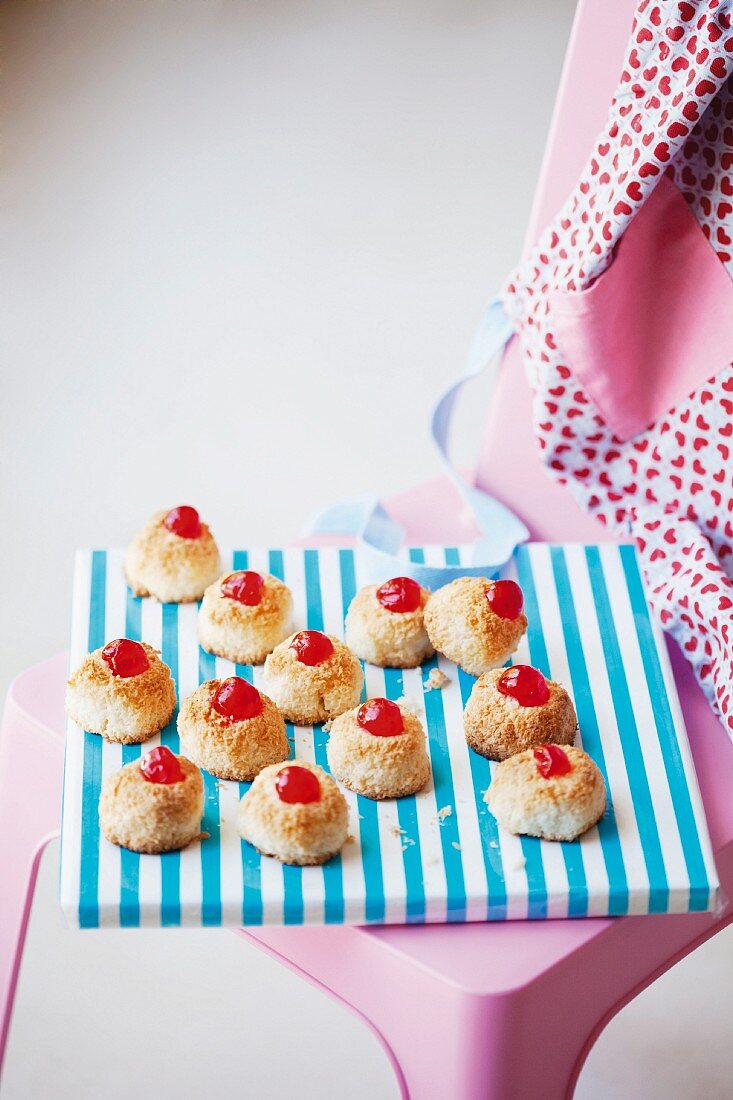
344 578 434 668
178 677 289 782
124 505 220 603
463 665 577 761
237 760 349 865
197 570 293 665
262 630 364 726
99 748 204 854
424 576 527 676
486 745 606 841
327 698 431 799
65 640 177 745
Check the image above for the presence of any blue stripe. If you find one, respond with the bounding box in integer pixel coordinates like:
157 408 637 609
444 548 506 920
198 639 222 925
619 544 711 911
383 667 427 922
159 603 183 925
304 549 345 923
119 588 143 927
79 550 107 928
585 546 669 913
516 547 589 917
268 549 304 924
409 547 466 921
546 546 629 915
338 549 386 922
231 550 264 926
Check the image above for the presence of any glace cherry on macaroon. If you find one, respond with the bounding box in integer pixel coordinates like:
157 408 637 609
163 505 201 540
221 570 265 606
486 579 524 620
376 576 421 614
275 765 321 804
101 638 150 678
497 665 550 707
534 744 572 779
357 698 404 737
289 630 334 666
211 676 264 722
140 745 185 785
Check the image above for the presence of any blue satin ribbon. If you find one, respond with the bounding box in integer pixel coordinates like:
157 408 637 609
306 297 529 588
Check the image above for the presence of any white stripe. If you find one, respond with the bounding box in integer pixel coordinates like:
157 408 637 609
563 544 650 915
318 546 364 923
59 550 92 926
282 547 326 923
353 552 409 923
246 546 286 923
599 545 688 903
527 544 610 917
647 604 719 903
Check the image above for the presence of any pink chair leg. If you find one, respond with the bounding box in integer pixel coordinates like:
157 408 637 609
0 665 65 1075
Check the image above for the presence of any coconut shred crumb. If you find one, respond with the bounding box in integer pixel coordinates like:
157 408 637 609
452 842 462 852
401 837 416 851
424 668 451 692
437 805 453 824
394 694 421 716
322 718 333 733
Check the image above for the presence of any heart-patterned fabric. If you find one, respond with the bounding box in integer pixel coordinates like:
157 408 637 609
503 0 733 734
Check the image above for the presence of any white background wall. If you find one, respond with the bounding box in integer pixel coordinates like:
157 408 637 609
3 2 733 1097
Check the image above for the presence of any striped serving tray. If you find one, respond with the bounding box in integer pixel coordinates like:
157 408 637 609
60 543 719 928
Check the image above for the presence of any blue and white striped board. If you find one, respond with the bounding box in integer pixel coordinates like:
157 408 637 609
60 543 719 927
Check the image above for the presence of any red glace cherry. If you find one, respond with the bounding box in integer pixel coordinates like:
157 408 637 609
290 630 334 666
140 745 185 785
376 576 421 613
486 579 524 620
275 765 321 804
101 638 150 678
163 505 201 539
534 744 572 779
497 665 550 707
357 698 404 737
211 677 263 721
221 570 265 606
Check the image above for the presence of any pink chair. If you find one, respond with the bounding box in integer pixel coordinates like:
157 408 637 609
2 1 732 1095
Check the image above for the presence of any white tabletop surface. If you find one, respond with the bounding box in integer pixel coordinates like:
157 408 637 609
3 1 733 1097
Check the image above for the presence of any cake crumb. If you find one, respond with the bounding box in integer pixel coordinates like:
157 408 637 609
198 832 211 842
395 694 421 716
322 718 333 733
510 855 526 872
424 668 451 692
390 825 407 838
451 842 462 851
437 805 453 824
345 834 355 844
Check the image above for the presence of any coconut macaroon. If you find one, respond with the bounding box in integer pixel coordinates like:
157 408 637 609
263 630 364 726
345 576 434 668
99 746 205 854
124 505 221 603
65 639 177 745
424 577 527 677
238 761 349 866
197 570 293 665
463 665 577 761
178 676 289 782
327 697 431 800
486 745 606 842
